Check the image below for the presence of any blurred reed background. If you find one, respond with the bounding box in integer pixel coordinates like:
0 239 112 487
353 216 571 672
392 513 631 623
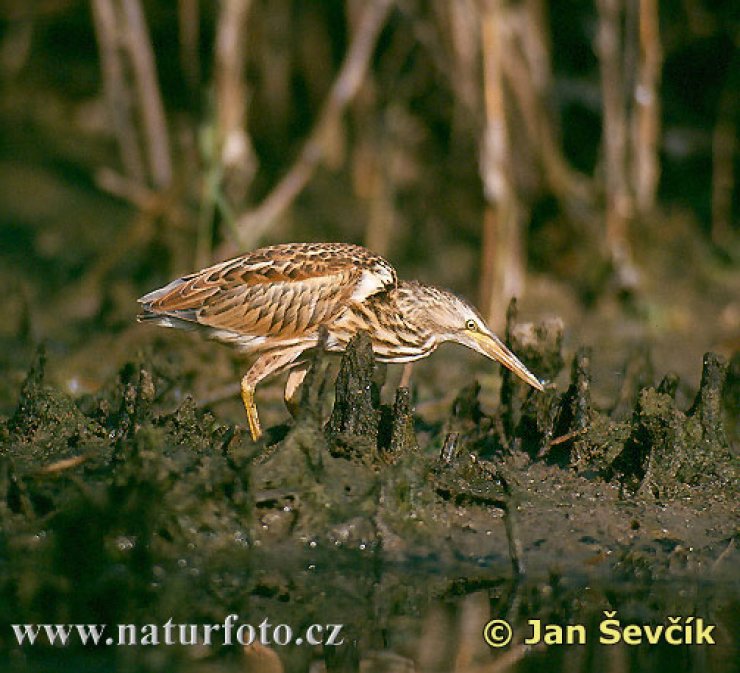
0 0 736 337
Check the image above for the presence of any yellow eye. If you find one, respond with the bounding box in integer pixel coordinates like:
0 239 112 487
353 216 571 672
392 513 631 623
465 319 477 331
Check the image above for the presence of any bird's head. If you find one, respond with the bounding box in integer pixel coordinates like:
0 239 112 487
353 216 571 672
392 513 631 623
398 282 544 392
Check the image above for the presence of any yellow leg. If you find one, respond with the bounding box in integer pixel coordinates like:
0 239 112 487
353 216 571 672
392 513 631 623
240 378 262 441
240 346 308 441
284 363 309 418
399 362 414 388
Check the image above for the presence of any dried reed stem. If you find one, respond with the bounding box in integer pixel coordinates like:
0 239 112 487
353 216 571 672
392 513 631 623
215 0 256 200
448 0 480 121
121 0 173 189
91 0 145 183
479 0 524 328
632 0 662 214
597 0 638 287
178 0 201 95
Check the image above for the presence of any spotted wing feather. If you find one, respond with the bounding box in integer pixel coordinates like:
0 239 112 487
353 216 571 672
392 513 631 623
137 243 397 346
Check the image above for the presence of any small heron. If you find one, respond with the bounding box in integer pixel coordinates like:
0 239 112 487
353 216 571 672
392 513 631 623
138 242 543 440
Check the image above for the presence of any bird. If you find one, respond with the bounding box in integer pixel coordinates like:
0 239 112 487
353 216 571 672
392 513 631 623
137 242 544 440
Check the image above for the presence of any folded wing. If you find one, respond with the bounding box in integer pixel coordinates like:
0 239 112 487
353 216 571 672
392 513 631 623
137 242 397 341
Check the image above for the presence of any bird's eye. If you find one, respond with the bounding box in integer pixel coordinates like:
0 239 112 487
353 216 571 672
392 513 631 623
465 319 477 331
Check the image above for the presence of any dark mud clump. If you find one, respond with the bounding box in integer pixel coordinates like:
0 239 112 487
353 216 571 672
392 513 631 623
1 347 254 641
614 353 734 498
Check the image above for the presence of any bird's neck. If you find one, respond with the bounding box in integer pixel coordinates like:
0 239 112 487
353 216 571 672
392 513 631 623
330 297 436 363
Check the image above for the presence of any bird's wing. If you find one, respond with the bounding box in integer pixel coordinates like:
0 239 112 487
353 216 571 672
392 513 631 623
138 242 397 338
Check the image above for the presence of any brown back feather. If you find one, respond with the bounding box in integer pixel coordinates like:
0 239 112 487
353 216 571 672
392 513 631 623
138 243 397 339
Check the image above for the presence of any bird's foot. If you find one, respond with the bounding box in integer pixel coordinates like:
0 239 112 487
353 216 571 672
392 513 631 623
240 378 262 441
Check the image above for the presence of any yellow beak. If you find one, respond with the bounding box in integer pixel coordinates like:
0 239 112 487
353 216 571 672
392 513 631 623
472 332 544 391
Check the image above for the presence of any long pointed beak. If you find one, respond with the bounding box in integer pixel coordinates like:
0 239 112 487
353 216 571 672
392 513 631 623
472 332 544 391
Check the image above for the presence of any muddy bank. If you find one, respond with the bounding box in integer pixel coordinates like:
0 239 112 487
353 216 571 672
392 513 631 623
0 310 737 671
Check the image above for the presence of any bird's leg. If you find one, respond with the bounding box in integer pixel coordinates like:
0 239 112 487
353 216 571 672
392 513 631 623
240 380 261 442
284 362 309 418
399 362 414 388
241 347 306 441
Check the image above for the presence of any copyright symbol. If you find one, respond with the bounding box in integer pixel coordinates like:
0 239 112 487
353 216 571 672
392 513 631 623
483 619 512 648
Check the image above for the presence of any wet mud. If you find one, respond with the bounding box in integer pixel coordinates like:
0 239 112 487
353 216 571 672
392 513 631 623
0 303 737 671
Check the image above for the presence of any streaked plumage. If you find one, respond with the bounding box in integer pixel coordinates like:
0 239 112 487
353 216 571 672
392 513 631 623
138 242 543 440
